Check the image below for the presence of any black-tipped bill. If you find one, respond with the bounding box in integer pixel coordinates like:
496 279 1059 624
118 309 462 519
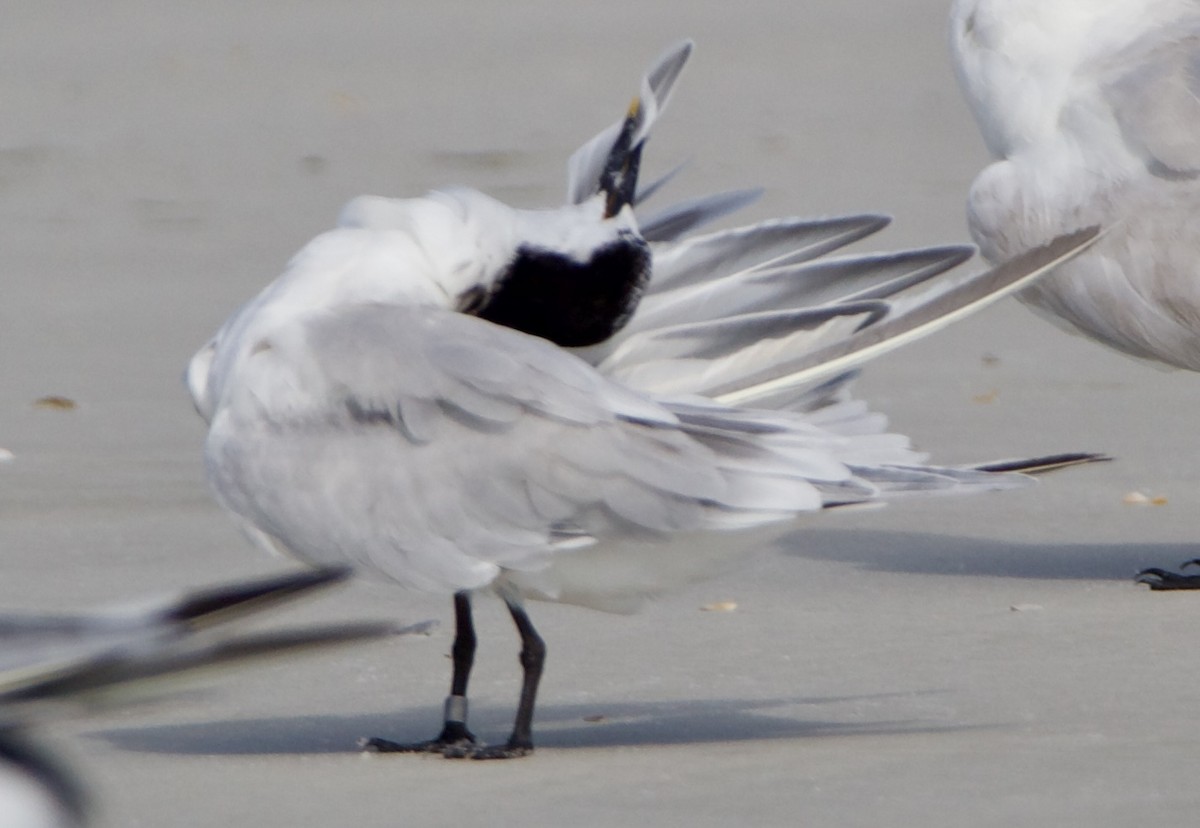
599 98 645 218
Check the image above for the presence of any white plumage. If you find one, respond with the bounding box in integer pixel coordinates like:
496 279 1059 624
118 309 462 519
951 0 1200 370
188 40 1098 756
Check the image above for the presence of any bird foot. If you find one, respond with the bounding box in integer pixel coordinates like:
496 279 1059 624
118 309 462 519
359 734 532 760
359 721 478 755
461 740 533 760
1136 560 1200 590
359 735 474 755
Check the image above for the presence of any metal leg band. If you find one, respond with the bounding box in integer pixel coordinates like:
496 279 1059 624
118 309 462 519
443 694 468 725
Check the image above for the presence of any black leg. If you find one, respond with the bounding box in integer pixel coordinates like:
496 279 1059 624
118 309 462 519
469 597 545 760
362 591 543 760
361 592 479 754
437 591 477 744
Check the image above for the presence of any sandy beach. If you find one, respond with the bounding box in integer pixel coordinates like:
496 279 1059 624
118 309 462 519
3 2 1200 825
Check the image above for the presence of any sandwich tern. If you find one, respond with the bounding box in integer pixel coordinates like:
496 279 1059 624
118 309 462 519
0 567 419 827
950 0 1200 588
188 40 1100 758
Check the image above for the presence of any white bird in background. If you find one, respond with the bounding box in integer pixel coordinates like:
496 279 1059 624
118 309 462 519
950 0 1200 589
0 567 414 827
187 40 1100 759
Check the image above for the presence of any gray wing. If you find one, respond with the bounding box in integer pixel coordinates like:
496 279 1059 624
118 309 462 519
1098 20 1200 178
208 304 858 593
570 214 904 371
0 569 409 828
597 228 1100 405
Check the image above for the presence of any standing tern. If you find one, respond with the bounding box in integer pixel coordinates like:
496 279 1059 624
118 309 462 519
950 0 1200 588
187 40 1101 758
0 567 420 826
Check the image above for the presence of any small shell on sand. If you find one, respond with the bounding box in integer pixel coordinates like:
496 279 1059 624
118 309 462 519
1123 491 1167 506
33 396 77 410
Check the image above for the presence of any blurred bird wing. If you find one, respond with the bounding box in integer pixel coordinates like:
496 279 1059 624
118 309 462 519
0 569 406 711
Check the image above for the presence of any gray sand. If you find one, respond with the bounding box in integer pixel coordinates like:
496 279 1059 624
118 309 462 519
2 2 1198 826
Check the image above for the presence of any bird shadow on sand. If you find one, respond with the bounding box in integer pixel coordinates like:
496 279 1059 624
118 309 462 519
90 692 979 756
781 528 1195 581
